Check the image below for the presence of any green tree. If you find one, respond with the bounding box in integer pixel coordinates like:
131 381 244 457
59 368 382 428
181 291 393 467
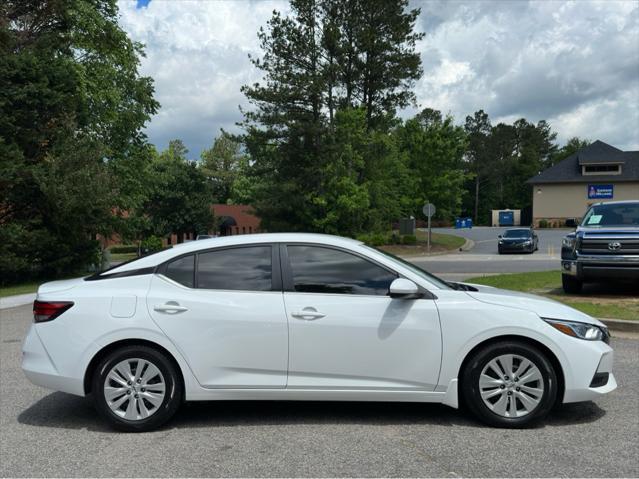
200 131 248 204
143 140 214 243
397 108 468 221
551 137 591 165
463 110 493 223
241 0 423 233
0 0 158 282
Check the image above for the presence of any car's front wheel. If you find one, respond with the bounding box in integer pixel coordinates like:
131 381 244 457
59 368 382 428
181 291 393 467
461 341 558 427
92 345 183 432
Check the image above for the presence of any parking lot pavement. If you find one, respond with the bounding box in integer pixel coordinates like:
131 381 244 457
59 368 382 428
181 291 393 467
1 305 638 477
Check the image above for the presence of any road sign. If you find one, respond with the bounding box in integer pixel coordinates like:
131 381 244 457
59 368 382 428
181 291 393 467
423 203 436 252
423 203 436 217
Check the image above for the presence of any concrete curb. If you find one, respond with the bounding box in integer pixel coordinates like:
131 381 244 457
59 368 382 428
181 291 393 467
460 238 475 251
599 318 639 333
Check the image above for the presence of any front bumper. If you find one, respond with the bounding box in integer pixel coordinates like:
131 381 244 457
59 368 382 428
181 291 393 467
563 344 617 403
562 254 639 280
499 242 532 252
21 324 85 396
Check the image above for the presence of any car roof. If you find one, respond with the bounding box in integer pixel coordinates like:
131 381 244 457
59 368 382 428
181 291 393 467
106 233 363 274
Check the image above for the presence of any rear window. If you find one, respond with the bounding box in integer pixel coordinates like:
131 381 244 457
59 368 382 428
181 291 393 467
164 255 195 287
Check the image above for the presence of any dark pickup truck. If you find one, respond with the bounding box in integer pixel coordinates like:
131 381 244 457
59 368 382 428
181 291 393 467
561 200 639 293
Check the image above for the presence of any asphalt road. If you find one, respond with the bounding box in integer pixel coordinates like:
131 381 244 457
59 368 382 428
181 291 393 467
409 227 567 281
1 304 638 477
429 226 569 256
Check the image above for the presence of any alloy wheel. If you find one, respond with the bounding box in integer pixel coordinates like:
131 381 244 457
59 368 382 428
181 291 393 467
479 354 545 418
103 358 166 421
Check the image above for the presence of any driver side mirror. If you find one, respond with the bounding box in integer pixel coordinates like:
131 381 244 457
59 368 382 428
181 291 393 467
389 278 421 299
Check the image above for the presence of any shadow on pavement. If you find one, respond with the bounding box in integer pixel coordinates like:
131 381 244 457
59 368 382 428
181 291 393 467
18 392 606 431
549 280 639 298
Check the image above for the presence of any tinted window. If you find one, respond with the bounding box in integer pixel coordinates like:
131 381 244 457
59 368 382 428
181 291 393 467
503 230 531 238
165 255 195 287
287 246 396 295
197 246 272 291
582 203 639 227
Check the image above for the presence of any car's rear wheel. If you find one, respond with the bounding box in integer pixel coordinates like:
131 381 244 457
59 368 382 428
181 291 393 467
562 274 583 294
92 345 182 432
461 341 558 427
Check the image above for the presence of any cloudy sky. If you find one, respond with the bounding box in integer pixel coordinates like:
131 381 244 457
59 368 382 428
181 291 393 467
118 0 639 158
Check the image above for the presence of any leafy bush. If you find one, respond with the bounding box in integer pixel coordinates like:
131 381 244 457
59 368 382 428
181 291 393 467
140 235 163 254
402 234 417 245
108 245 138 254
538 219 548 228
356 232 391 247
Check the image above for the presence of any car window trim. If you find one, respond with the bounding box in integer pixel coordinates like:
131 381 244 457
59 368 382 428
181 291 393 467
280 242 436 299
157 243 282 292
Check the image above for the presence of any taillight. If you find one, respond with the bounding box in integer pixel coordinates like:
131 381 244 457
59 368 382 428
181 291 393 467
33 300 74 323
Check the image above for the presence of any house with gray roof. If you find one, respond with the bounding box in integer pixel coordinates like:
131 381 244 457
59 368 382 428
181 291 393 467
526 140 639 226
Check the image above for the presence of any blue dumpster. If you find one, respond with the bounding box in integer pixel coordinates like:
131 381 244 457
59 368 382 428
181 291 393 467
499 211 514 226
455 217 473 229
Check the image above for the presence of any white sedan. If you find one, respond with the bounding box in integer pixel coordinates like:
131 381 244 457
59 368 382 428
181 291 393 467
22 233 616 431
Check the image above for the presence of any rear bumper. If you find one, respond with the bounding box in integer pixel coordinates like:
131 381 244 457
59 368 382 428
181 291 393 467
21 325 85 396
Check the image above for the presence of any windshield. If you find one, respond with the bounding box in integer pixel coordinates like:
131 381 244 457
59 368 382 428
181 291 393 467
581 203 639 227
503 229 531 238
364 246 452 290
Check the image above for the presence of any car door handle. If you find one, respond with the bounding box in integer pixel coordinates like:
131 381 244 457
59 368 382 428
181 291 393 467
291 307 325 321
154 302 188 314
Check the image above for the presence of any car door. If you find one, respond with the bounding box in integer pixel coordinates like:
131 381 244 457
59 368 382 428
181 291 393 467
281 244 442 391
147 244 288 388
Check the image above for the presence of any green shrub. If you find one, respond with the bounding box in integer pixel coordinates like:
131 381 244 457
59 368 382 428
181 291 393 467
402 234 417 245
140 235 163 254
538 219 548 228
108 244 138 254
356 232 391 247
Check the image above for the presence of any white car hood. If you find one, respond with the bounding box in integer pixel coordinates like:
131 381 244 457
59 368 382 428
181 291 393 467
461 283 605 328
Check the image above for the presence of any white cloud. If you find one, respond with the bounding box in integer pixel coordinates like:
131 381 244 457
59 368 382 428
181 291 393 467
118 0 639 155
118 0 290 157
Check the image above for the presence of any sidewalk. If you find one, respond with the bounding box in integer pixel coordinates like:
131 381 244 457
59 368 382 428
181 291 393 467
0 293 36 310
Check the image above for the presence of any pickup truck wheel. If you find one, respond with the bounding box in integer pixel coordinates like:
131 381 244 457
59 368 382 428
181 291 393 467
562 274 582 294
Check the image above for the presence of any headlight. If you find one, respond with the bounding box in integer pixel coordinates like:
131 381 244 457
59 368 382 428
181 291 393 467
523 240 532 245
562 237 575 248
544 318 609 342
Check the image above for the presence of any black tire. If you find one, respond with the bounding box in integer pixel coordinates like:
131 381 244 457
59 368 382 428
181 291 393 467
562 274 583 294
461 341 558 428
92 345 183 432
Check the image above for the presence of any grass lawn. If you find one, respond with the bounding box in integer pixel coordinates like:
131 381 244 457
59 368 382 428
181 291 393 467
0 282 42 298
109 252 138 262
1 271 93 298
380 231 466 256
467 270 639 321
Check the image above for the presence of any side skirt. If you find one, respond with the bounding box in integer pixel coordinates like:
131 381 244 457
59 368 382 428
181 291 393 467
184 387 451 404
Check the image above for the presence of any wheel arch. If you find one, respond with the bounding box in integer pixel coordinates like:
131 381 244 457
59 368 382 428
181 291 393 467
83 338 185 396
457 334 565 406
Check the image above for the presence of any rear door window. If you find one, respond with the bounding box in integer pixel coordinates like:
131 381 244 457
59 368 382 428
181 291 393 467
197 246 272 291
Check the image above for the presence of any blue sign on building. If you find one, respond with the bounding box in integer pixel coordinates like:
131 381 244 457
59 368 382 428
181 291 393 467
588 184 614 199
